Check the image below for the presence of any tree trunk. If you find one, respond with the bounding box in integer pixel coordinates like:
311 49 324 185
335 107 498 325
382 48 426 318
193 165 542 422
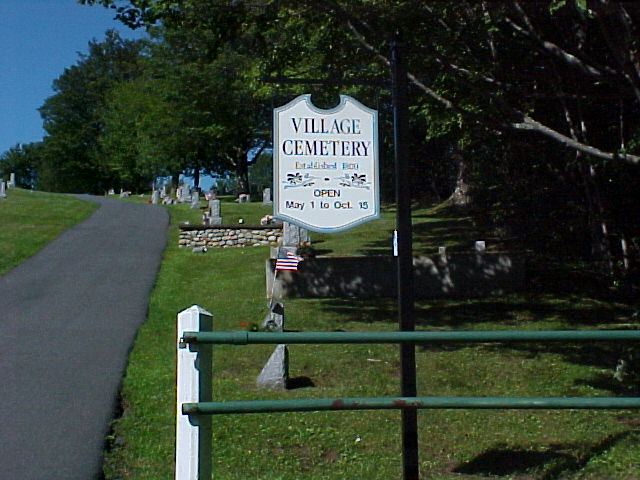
193 165 200 189
235 151 250 195
579 162 614 273
449 151 470 206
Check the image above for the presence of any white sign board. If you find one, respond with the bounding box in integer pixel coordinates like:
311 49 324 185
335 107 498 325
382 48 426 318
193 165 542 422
273 94 379 233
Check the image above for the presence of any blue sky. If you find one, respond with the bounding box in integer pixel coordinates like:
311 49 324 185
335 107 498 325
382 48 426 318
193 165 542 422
0 0 145 154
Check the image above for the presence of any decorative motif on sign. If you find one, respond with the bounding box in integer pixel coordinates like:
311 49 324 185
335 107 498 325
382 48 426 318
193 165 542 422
284 172 318 189
335 173 370 190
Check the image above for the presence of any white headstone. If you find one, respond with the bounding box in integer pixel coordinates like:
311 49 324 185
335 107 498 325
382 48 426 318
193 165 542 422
283 222 309 248
475 241 486 252
151 190 160 204
0 181 6 198
209 199 222 225
261 302 285 331
179 185 190 203
262 188 272 205
7 173 15 188
256 344 289 390
190 191 200 208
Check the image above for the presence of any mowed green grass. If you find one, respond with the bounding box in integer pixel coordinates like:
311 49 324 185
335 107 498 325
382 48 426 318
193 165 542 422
103 198 640 479
0 188 97 274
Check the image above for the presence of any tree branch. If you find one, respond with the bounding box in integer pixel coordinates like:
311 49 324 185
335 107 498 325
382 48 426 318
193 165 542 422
513 116 639 165
344 11 640 167
504 4 612 79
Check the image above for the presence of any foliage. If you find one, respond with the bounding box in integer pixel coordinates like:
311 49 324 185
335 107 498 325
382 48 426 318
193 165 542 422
0 0 626 279
100 74 182 190
37 31 147 193
0 143 39 188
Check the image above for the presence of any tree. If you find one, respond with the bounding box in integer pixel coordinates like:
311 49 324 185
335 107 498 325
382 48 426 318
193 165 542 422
38 30 146 192
100 74 183 191
80 0 640 276
0 143 40 188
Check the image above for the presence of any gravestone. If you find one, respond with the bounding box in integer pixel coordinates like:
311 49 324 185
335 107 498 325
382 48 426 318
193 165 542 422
209 199 222 225
261 302 285 331
160 185 168 198
7 173 15 188
282 222 310 249
190 191 200 209
262 188 272 206
257 302 288 389
179 185 190 204
475 241 486 252
151 190 160 204
0 181 6 198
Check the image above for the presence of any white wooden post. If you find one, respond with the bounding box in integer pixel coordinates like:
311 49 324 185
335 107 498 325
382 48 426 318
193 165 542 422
176 305 213 480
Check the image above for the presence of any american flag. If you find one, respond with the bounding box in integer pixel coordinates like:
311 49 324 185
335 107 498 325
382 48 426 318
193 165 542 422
275 252 303 271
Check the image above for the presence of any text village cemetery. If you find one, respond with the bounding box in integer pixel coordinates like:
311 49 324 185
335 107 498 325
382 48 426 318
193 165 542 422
273 94 379 232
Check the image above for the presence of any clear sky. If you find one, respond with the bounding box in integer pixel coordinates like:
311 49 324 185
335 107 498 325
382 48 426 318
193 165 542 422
0 0 145 155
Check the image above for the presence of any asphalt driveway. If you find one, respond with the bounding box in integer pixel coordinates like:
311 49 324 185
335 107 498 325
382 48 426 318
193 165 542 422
0 195 168 479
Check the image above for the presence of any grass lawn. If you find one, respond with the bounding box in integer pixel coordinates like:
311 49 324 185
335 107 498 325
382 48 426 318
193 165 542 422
103 197 639 479
0 188 97 275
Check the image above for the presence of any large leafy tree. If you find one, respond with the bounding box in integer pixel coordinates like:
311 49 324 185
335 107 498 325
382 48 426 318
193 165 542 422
82 1 276 193
38 30 146 192
76 1 640 164
80 0 640 274
100 74 183 191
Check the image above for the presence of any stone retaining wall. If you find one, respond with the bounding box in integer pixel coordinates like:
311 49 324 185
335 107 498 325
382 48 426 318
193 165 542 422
179 224 282 248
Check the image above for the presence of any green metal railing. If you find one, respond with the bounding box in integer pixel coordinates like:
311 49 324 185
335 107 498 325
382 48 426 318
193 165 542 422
182 329 640 416
182 329 640 346
178 328 640 478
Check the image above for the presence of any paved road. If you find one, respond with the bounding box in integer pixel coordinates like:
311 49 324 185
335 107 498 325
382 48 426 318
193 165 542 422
0 195 168 479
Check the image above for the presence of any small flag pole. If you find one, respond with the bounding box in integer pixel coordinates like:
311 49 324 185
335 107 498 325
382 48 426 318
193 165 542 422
269 267 278 307
270 251 303 307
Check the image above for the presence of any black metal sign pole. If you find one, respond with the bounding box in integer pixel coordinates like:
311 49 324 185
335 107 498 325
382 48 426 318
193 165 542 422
264 48 418 475
391 35 419 480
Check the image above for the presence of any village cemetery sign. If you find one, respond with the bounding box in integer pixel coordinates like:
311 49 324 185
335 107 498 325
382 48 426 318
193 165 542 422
273 94 379 233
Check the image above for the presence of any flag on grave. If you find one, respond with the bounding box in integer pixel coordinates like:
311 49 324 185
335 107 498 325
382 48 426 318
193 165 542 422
275 252 303 272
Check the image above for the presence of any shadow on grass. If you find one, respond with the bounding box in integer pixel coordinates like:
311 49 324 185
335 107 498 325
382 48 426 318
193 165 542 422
453 447 578 477
312 291 635 375
315 294 632 329
287 376 315 390
354 216 483 256
452 430 634 479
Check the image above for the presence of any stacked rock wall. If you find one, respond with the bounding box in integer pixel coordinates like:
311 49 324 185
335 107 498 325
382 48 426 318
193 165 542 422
179 225 282 248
